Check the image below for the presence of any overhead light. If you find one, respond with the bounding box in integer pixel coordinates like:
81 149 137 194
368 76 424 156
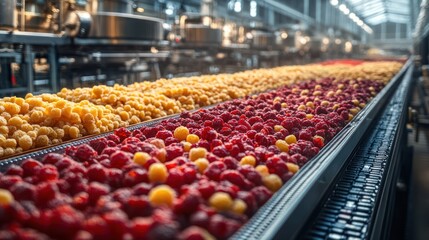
330 0 339 6
357 20 364 26
136 7 144 13
280 32 288 39
335 38 342 45
165 8 173 15
339 4 350 15
349 13 356 19
250 1 257 17
234 0 242 13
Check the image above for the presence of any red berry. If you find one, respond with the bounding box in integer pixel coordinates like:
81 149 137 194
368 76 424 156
87 164 108 183
21 159 42 177
110 151 132 169
5 165 24 176
38 165 59 181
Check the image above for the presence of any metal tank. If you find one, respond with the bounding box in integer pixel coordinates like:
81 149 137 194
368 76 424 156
0 0 17 30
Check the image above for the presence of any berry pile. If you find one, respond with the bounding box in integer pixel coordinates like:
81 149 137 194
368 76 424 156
0 61 402 157
0 76 386 239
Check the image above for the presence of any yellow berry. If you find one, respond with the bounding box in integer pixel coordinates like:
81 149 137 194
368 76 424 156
281 102 288 108
194 158 209 173
50 108 62 119
306 102 315 108
148 163 168 183
305 114 314 119
240 156 256 167
182 142 192 152
133 152 151 165
150 138 165 149
154 148 167 162
285 135 297 144
8 116 23 126
148 185 176 207
255 165 270 177
274 125 284 132
174 126 190 141
262 174 283 192
0 189 14 206
189 147 207 161
232 199 247 215
275 140 289 152
186 134 200 144
69 126 80 139
18 135 33 151
209 192 233 211
286 162 299 173
4 139 17 148
35 135 49 147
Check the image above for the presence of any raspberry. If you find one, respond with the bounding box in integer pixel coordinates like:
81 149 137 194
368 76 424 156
131 217 153 239
114 127 131 141
250 186 272 206
165 145 184 162
5 165 24 177
154 130 172 141
83 216 110 239
21 159 42 177
110 151 132 168
74 144 98 162
38 165 59 181
123 168 149 187
89 138 108 154
204 162 227 181
165 168 184 189
9 181 35 201
35 182 58 205
42 153 63 165
87 182 110 205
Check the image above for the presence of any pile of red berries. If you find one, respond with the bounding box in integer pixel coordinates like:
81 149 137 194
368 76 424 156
0 78 384 239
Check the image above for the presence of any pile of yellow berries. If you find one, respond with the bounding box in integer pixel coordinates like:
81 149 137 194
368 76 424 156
0 61 403 157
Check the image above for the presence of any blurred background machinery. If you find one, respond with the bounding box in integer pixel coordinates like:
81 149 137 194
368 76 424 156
0 0 413 97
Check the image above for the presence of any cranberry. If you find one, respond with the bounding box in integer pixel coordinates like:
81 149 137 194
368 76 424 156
220 170 247 189
107 169 123 188
174 191 201 215
55 157 74 172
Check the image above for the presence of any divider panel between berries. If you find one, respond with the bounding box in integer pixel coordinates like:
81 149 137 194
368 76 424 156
0 63 404 239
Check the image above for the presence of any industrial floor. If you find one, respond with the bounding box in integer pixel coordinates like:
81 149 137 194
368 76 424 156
406 81 429 240
407 124 429 240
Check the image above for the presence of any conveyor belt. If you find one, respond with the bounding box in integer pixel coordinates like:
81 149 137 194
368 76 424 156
302 62 414 240
231 59 413 240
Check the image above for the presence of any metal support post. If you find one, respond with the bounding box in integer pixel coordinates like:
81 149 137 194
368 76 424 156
48 46 59 92
23 45 34 93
